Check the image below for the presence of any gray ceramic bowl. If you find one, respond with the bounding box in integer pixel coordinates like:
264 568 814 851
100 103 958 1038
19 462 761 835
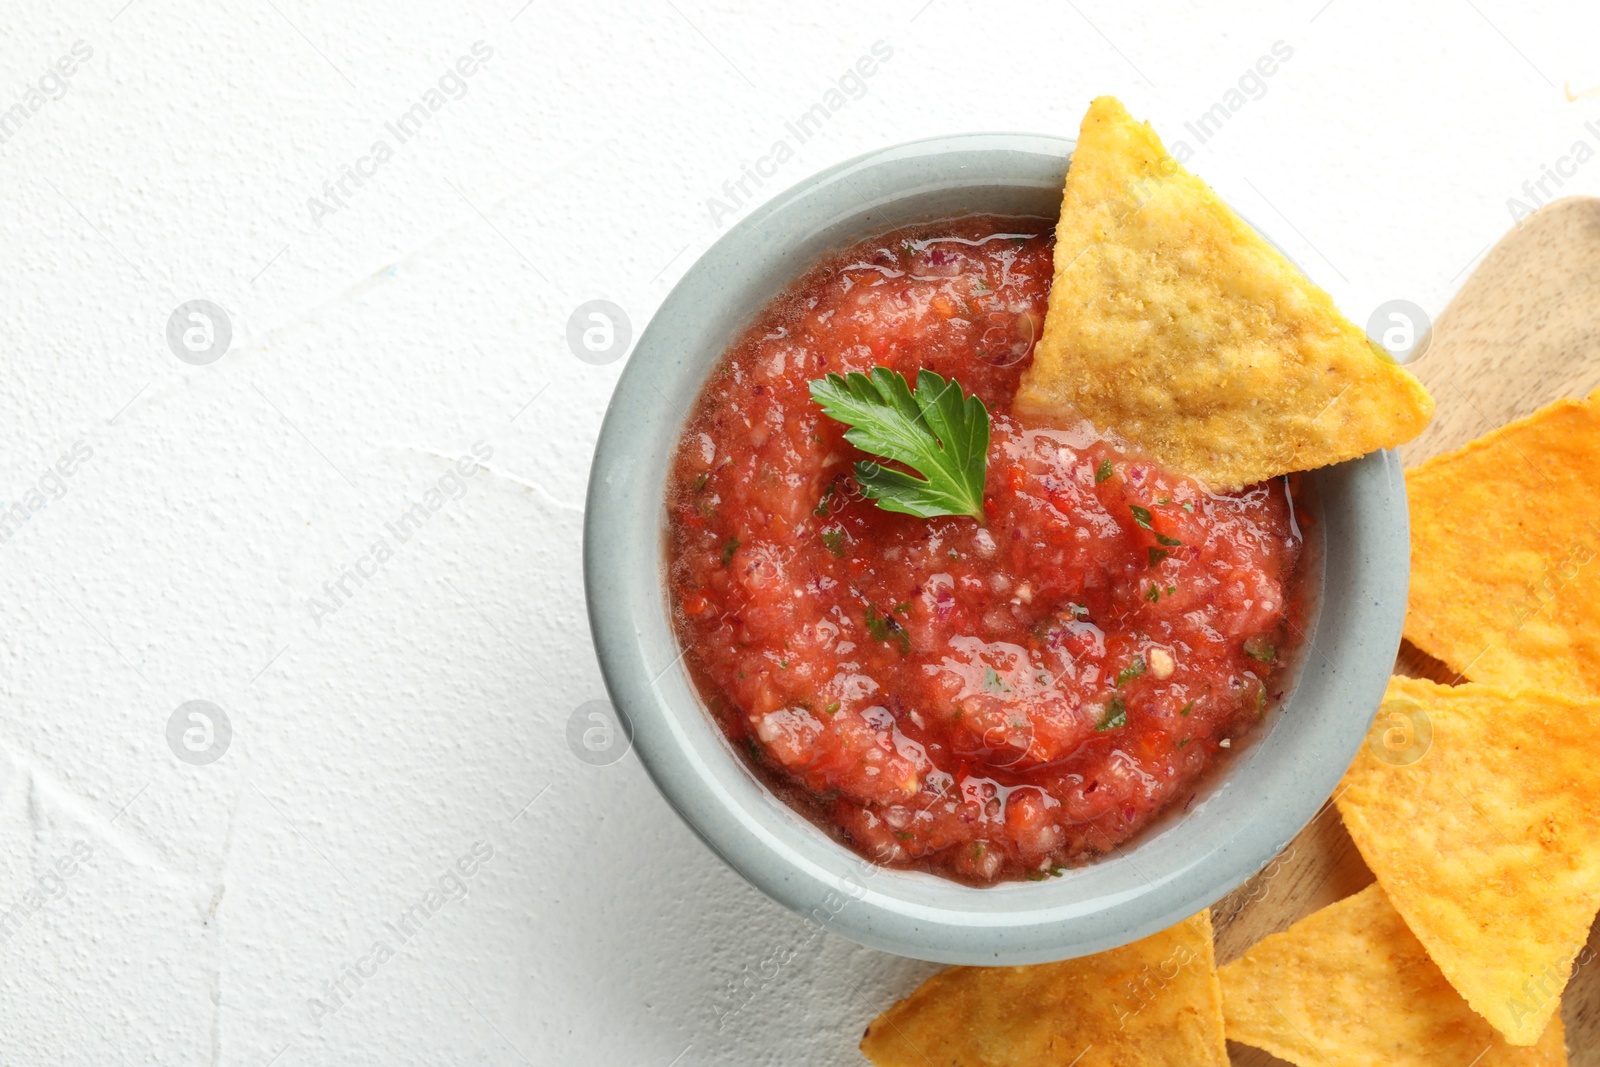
584 133 1407 964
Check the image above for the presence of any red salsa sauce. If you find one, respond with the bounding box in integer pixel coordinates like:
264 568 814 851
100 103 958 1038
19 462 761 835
666 216 1312 884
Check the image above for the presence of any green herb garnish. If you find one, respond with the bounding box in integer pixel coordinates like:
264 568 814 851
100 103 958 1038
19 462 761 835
823 701 840 715
1095 459 1114 484
1180 700 1194 716
1129 504 1153 528
1145 585 1160 603
809 367 989 521
1149 547 1170 567
1177 737 1190 749
693 472 710 492
813 484 835 516
1116 657 1146 686
820 527 846 557
1096 694 1127 731
1155 533 1183 547
865 604 911 654
1181 501 1195 514
1244 637 1275 663
719 536 740 565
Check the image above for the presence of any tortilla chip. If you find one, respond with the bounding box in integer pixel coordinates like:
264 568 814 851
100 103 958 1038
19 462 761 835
1405 390 1600 695
1220 882 1567 1066
859 910 1225 1066
1015 96 1433 489
1336 676 1600 1044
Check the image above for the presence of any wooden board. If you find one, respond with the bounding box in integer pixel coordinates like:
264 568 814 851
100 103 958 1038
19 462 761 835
1214 195 1600 1065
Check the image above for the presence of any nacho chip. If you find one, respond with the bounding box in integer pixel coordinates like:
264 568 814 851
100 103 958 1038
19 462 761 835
1220 882 1567 1066
1405 390 1600 695
859 910 1225 1066
1015 96 1433 489
1336 676 1600 1045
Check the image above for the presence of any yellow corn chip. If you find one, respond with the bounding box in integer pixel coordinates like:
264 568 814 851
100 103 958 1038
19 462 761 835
1406 390 1600 695
859 910 1225 1066
1015 96 1433 489
1220 882 1567 1066
1337 676 1600 1045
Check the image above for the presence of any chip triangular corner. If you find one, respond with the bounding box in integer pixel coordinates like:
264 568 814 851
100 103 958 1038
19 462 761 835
860 909 1227 1066
1016 95 1433 489
1219 882 1567 1066
1337 675 1600 1045
1404 389 1600 696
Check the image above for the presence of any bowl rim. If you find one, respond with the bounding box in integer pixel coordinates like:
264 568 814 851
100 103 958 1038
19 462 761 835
584 132 1407 963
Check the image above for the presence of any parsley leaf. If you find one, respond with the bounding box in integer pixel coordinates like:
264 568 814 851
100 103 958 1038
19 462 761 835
809 368 989 520
1244 637 1276 663
1115 657 1146 686
1096 694 1127 731
813 484 835 516
1129 504 1153 528
1095 459 1114 484
865 604 911 654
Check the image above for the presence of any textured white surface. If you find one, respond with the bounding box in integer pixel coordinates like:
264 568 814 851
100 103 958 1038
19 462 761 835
3 1 1599 1063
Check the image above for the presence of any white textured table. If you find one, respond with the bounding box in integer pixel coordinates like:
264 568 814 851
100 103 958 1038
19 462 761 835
2 1 1598 1063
